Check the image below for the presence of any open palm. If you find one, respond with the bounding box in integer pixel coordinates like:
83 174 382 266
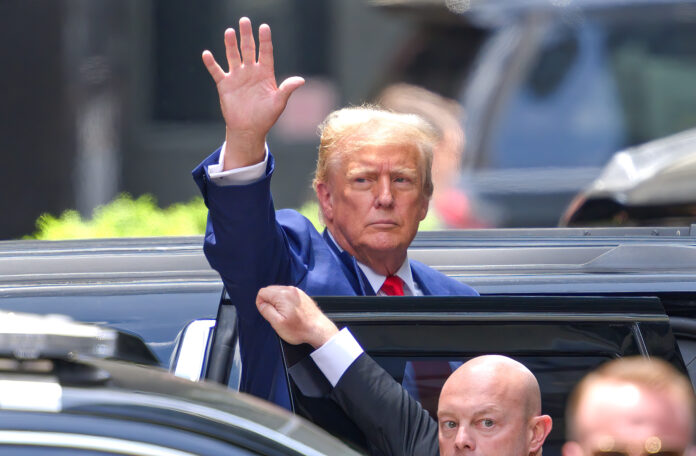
202 18 304 165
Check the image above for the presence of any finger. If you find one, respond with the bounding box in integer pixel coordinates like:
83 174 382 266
257 285 281 302
256 287 281 314
238 17 256 65
224 28 241 71
201 50 225 84
257 23 273 70
256 296 282 326
277 76 306 104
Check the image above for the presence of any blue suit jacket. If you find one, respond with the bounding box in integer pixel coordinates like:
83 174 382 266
193 148 478 408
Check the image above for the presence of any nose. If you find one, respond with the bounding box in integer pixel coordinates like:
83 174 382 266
454 426 475 450
375 175 394 208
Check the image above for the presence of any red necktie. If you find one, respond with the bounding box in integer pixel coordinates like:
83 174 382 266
380 275 404 296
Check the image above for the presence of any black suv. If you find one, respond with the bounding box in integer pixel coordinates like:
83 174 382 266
2 233 695 456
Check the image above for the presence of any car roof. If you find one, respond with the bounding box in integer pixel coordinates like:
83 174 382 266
3 231 696 296
0 237 220 295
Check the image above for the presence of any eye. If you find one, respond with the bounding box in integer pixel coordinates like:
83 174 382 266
441 420 457 430
393 176 414 184
350 176 372 187
479 418 495 429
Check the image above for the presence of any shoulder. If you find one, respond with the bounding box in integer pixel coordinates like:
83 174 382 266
276 209 326 251
277 209 322 235
410 260 478 296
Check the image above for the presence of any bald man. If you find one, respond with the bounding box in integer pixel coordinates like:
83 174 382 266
256 285 552 456
437 355 551 456
563 357 695 456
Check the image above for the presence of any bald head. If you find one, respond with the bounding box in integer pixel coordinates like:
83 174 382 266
448 355 542 417
437 355 552 456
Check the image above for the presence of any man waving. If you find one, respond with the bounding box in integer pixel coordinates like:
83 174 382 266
192 17 477 408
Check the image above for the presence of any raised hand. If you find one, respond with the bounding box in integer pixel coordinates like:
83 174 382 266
202 17 305 169
256 286 339 348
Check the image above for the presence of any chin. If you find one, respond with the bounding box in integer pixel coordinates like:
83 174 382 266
365 234 407 253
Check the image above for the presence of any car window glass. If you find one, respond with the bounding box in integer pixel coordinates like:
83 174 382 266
372 354 612 456
347 320 645 456
487 19 625 169
486 11 696 170
606 17 696 144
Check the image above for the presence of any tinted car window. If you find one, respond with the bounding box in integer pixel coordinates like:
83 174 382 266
378 355 611 456
487 11 696 169
0 292 220 367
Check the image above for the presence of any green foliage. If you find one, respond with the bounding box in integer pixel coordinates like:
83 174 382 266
297 201 324 232
418 210 442 231
29 193 442 240
29 194 208 240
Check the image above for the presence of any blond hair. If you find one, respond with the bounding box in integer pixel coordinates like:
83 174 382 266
565 356 695 440
312 105 436 197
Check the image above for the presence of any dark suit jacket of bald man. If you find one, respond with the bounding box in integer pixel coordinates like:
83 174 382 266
327 352 439 456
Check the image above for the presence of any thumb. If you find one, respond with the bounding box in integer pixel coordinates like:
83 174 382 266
277 76 305 104
256 290 284 327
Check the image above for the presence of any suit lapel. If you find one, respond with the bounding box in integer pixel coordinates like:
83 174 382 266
322 230 375 295
409 261 433 296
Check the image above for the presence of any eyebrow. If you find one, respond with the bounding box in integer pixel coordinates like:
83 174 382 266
473 406 503 415
345 166 419 178
437 404 504 419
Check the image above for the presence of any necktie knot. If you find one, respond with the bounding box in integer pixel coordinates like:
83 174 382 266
381 275 405 296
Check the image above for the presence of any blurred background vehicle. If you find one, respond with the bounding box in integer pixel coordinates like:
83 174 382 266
561 127 696 227
375 0 696 227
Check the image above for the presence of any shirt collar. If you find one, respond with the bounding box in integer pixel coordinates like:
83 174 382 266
325 229 416 296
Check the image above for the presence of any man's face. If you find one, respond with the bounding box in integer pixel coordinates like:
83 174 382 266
564 381 695 456
316 143 429 271
436 368 535 456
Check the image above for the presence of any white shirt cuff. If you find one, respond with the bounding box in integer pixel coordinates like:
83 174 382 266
310 327 364 387
207 142 269 186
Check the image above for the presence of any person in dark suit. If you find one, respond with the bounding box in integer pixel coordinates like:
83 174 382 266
255 285 553 456
192 17 477 409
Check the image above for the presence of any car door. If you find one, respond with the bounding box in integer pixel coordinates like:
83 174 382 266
279 295 685 456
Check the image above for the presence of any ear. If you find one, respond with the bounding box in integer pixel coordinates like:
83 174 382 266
315 181 334 222
528 415 553 455
418 196 429 222
561 441 584 456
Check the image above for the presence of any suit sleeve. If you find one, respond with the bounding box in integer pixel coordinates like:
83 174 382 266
192 148 305 406
329 354 439 456
193 148 303 322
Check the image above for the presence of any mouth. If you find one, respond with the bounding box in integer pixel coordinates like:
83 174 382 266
368 220 398 229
